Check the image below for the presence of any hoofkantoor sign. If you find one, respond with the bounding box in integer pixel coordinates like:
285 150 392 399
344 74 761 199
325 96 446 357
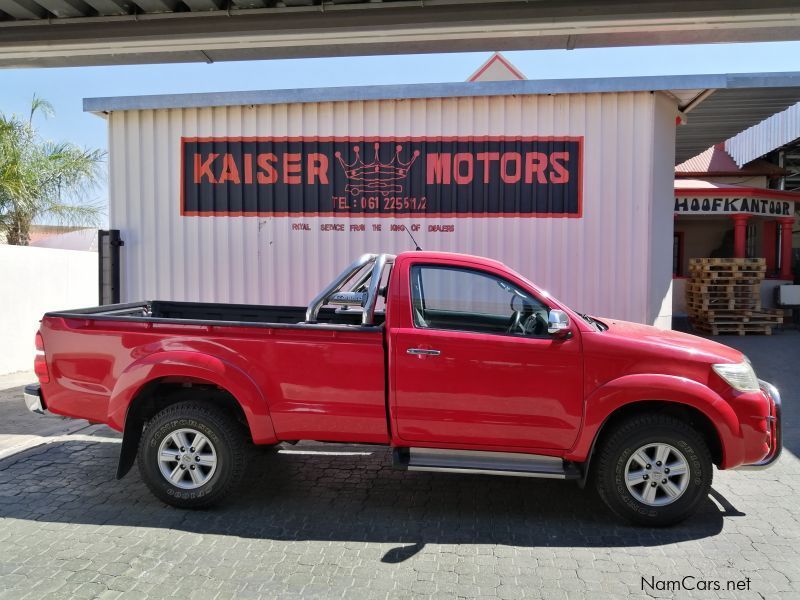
674 196 794 216
181 136 583 217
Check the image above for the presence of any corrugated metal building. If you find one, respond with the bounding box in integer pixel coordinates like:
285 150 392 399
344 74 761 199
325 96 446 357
83 74 800 330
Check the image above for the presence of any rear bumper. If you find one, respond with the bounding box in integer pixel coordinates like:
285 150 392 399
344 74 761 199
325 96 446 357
23 383 46 415
739 379 782 470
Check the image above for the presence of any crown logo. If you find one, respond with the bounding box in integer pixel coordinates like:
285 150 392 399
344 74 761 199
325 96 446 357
335 142 420 196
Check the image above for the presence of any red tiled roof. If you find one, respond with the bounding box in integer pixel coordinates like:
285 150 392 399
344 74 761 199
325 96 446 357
25 225 89 244
675 143 786 177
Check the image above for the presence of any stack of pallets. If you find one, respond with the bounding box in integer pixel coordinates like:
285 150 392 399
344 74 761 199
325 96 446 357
686 258 784 336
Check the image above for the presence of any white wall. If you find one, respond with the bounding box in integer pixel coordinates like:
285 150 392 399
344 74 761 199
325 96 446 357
0 245 97 374
675 218 733 275
107 91 677 327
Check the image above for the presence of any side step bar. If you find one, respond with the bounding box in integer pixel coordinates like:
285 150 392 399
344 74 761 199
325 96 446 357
393 447 580 480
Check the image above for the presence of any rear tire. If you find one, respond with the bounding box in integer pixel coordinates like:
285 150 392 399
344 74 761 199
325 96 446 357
594 414 712 526
137 401 246 508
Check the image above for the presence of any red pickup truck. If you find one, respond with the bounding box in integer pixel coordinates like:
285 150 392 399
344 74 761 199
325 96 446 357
24 251 781 526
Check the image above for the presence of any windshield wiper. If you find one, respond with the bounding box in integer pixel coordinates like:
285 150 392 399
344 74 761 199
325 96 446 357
577 312 607 332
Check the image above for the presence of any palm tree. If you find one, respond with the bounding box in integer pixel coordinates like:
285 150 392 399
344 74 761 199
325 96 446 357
0 96 105 245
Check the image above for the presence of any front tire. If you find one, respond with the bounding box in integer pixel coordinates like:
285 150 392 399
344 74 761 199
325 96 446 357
137 401 246 508
595 415 712 526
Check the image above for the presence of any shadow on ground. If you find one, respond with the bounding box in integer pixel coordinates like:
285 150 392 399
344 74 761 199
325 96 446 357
0 438 735 560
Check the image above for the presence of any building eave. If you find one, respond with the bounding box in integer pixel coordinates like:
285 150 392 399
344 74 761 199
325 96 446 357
674 186 800 201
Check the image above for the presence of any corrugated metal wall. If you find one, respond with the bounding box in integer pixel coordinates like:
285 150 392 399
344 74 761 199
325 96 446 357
725 101 800 167
108 92 676 327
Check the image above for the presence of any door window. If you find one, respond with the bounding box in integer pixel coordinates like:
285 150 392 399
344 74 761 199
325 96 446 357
410 265 549 336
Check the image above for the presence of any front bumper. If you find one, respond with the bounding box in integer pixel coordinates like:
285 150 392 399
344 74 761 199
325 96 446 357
23 383 46 415
740 379 782 469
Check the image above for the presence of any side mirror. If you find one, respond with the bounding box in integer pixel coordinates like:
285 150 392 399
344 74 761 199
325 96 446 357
547 309 570 336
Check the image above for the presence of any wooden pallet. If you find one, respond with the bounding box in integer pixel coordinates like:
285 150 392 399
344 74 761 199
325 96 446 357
687 282 761 289
686 298 761 306
688 265 763 274
686 291 760 299
686 300 761 308
689 277 764 285
687 308 783 320
687 306 762 312
690 258 766 267
691 322 774 336
686 295 761 302
689 315 783 325
688 266 765 275
686 291 759 296
684 257 775 335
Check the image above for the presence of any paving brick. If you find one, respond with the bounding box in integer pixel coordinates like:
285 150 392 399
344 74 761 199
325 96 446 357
0 333 798 598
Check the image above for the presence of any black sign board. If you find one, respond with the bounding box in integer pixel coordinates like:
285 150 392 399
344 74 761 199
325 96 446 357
181 136 583 217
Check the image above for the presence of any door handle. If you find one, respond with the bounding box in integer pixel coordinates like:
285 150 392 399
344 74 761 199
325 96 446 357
407 348 441 356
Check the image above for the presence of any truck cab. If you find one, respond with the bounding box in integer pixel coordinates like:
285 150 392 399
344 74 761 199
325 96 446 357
24 251 782 526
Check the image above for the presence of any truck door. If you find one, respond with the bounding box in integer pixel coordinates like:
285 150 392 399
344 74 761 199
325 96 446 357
392 264 583 450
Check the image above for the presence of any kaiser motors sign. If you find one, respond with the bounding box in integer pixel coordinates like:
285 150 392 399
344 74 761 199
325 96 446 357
181 136 583 218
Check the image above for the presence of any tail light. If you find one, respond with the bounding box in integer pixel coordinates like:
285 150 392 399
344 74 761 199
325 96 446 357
34 332 50 384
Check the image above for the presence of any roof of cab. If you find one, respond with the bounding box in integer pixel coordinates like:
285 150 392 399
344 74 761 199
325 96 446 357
395 250 506 270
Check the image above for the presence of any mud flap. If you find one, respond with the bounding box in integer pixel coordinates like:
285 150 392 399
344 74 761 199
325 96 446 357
116 416 144 479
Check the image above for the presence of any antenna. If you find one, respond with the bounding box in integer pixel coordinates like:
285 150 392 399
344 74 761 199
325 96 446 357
404 226 422 251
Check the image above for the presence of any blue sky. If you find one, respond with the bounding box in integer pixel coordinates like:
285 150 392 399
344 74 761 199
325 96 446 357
2 40 800 217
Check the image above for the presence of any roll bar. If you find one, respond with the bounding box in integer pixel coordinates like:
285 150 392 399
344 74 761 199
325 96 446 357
305 253 395 326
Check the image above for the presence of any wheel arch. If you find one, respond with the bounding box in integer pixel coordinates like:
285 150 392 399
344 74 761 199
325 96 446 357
576 399 724 487
110 351 278 479
127 376 252 437
569 374 743 484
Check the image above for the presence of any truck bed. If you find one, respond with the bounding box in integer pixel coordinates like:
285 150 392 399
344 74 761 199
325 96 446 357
45 300 385 328
38 300 389 445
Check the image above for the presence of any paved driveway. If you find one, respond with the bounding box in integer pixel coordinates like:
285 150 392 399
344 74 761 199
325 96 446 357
0 332 798 599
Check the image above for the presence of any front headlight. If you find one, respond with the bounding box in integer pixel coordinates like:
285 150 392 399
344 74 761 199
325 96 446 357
712 361 759 392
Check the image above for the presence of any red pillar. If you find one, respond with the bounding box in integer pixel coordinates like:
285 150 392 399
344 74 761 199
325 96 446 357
731 214 750 259
778 217 794 279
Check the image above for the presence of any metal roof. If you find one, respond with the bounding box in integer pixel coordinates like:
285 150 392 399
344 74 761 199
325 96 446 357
84 71 800 165
83 72 800 112
676 86 800 163
725 101 800 167
3 0 800 68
